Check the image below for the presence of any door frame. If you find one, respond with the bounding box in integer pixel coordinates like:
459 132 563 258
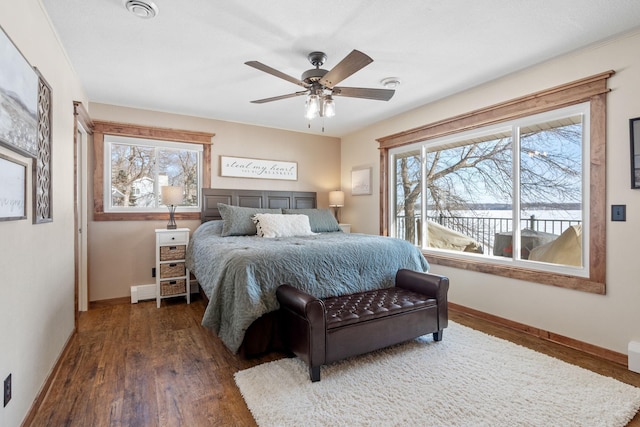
73 102 93 319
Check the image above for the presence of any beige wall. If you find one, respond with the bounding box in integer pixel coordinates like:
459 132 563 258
0 1 88 425
1 7 636 426
86 103 340 301
341 30 640 356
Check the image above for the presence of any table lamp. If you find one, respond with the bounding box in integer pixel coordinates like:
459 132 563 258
329 190 345 222
161 186 183 229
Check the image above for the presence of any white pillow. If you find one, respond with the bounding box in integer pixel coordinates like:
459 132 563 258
252 213 316 238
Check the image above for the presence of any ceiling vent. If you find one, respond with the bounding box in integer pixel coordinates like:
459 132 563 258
124 0 159 19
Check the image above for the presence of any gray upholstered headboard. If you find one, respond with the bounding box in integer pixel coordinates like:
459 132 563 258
201 188 317 222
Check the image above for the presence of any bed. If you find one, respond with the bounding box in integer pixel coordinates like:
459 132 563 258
186 188 430 355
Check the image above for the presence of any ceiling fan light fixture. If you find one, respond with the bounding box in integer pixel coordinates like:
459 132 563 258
322 96 336 118
305 94 320 119
124 0 159 19
246 49 392 125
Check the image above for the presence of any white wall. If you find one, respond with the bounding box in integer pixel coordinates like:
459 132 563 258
341 30 640 356
86 103 340 301
0 1 88 426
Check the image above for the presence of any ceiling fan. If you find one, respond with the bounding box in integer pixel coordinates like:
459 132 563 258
245 50 395 120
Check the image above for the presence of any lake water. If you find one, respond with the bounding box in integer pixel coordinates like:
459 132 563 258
455 209 582 221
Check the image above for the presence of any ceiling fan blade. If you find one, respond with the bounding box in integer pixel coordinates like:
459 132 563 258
332 86 395 101
250 91 308 104
319 50 373 88
245 61 308 88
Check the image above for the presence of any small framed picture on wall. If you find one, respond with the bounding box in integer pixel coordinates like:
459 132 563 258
351 167 372 196
0 153 27 221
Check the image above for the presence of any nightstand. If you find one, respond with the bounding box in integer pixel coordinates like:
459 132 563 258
338 223 351 233
155 228 190 308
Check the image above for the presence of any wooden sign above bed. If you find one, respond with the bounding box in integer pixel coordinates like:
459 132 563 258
201 188 316 223
220 156 297 181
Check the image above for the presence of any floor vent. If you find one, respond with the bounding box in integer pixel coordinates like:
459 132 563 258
131 284 156 303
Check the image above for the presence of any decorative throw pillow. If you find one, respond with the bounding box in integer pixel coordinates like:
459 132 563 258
218 203 282 236
197 219 224 237
282 208 341 232
252 213 316 238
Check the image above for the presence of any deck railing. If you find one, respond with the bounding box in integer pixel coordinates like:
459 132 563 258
396 213 581 254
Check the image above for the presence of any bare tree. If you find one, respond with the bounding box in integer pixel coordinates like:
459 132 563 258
111 144 154 206
396 152 421 243
396 123 582 242
109 140 202 210
158 150 198 205
177 152 198 205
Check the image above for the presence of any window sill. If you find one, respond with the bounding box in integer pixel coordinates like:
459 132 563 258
93 212 201 221
425 252 605 294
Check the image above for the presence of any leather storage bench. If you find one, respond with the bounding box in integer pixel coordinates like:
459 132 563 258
276 269 449 382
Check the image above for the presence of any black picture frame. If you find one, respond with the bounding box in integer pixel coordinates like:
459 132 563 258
630 117 640 189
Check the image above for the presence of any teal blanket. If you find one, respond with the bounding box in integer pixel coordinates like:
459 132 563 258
186 220 429 353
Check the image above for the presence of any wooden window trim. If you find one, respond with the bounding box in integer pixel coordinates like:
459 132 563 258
93 120 213 221
377 71 614 294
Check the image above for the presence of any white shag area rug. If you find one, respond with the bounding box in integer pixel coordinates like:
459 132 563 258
235 321 640 427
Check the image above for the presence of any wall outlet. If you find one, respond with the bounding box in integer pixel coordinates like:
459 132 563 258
4 373 11 407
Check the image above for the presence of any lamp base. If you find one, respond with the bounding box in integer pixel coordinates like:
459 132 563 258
166 205 177 230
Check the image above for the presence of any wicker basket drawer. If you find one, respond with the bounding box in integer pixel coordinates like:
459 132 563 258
160 279 186 296
160 262 185 278
160 245 186 261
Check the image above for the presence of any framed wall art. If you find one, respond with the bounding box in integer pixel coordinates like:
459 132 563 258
351 167 372 196
0 26 39 158
220 155 297 181
630 117 640 189
33 69 53 223
0 153 27 221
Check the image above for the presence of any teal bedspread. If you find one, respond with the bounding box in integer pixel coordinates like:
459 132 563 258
186 220 429 353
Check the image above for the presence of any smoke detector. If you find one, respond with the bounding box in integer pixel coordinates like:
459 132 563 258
381 77 401 89
124 0 159 19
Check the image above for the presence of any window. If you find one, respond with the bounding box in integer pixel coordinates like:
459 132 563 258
93 121 213 221
390 105 587 275
105 135 202 212
378 71 613 294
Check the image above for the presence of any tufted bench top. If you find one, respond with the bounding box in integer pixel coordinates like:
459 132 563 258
323 287 437 330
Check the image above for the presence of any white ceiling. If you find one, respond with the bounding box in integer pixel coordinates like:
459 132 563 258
41 0 640 137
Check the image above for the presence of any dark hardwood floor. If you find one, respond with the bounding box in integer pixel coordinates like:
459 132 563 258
26 295 640 426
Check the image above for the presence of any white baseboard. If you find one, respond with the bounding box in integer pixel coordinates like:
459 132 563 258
630 341 640 373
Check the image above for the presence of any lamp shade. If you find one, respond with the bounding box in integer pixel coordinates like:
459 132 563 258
161 186 183 206
329 190 345 207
